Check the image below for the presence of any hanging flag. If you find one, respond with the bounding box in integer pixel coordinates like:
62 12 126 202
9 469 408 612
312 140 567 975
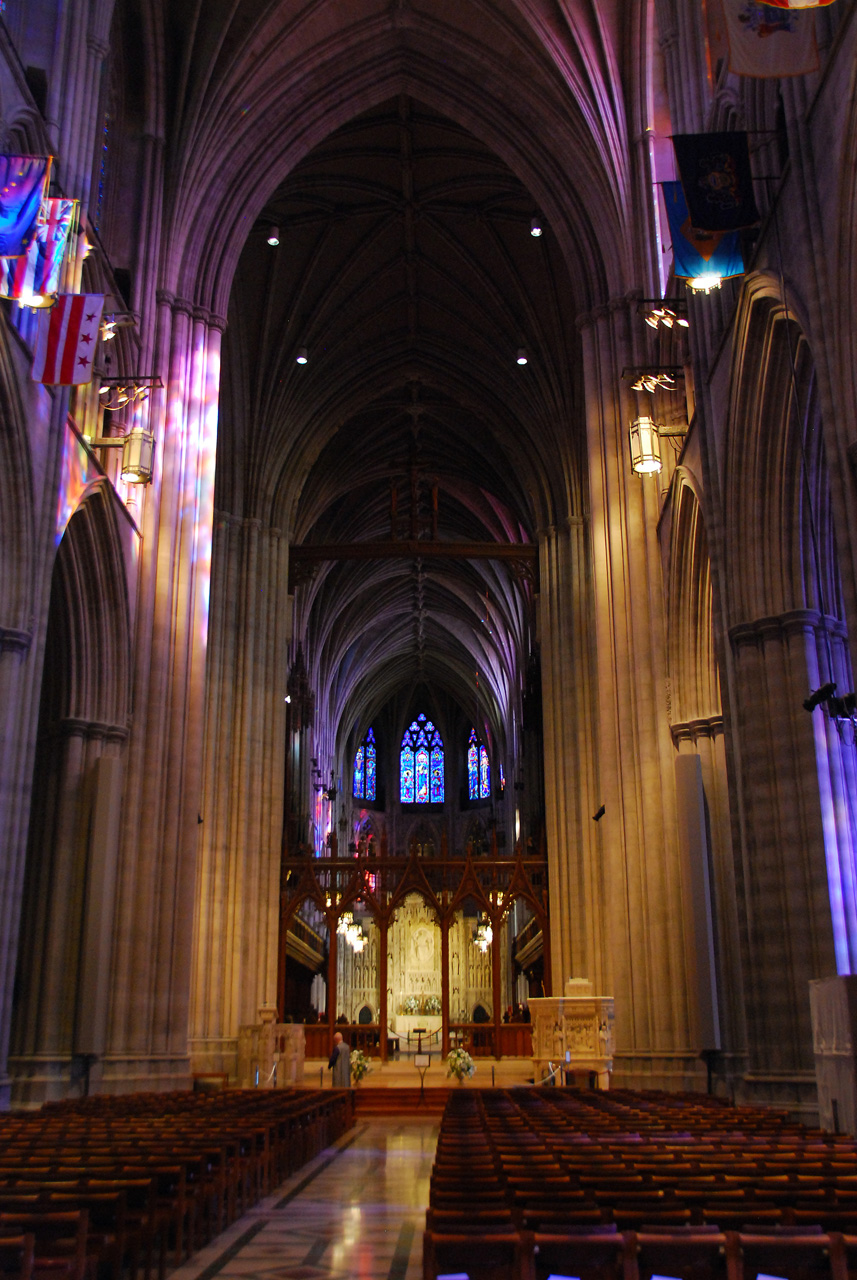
759 1 836 8
0 156 50 256
672 132 759 231
721 0 818 76
0 198 76 304
31 294 104 385
663 181 744 284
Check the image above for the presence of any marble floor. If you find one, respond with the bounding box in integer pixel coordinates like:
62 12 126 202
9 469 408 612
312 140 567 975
171 1120 439 1280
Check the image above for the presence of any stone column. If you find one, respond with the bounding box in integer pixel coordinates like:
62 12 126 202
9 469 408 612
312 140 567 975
573 299 694 1087
189 515 289 1078
727 611 844 1103
379 917 388 1062
100 297 222 1093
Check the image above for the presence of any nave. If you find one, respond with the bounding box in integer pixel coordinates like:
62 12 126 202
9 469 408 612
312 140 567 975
170 1121 437 1280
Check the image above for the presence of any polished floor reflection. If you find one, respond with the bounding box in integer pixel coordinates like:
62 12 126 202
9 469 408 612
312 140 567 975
172 1120 439 1280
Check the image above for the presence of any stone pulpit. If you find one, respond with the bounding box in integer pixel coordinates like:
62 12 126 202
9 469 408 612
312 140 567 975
237 1005 306 1088
529 978 614 1088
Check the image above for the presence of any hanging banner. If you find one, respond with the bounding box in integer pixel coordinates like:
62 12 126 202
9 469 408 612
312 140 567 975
672 132 759 231
759 1 836 8
663 181 744 283
0 155 50 256
0 198 76 304
721 0 818 76
31 293 104 385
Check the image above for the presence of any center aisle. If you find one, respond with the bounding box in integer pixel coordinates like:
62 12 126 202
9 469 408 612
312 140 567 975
172 1120 439 1280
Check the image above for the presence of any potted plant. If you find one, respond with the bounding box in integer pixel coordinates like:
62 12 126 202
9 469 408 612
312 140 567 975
447 1047 476 1084
403 995 420 1015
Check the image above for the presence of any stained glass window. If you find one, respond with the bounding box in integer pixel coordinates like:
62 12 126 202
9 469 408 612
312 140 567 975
467 728 490 800
400 713 444 804
352 728 376 801
467 729 479 800
479 745 490 798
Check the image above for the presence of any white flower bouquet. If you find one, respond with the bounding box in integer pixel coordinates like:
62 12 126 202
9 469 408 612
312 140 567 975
423 994 442 1015
447 1047 476 1081
350 1048 372 1083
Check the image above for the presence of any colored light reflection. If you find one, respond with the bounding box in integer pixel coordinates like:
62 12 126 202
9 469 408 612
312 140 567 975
56 420 97 542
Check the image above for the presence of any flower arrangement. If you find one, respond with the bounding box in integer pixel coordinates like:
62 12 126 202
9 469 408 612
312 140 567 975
423 994 442 1015
447 1047 476 1082
350 1048 372 1084
403 995 420 1015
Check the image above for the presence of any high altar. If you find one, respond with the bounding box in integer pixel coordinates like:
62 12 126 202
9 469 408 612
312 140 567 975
529 979 614 1087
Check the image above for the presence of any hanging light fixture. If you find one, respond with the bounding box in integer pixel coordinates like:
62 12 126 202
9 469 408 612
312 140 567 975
120 426 155 484
267 225 280 245
516 348 528 365
629 416 663 475
530 216 543 237
474 916 493 953
296 346 308 364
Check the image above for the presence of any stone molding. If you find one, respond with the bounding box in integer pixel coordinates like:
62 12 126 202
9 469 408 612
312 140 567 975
670 715 724 748
729 608 847 647
0 626 32 654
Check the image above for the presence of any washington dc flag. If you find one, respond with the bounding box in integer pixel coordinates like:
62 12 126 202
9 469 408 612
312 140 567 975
31 294 104 385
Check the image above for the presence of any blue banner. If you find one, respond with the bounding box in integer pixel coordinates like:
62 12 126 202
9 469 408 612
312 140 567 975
663 181 744 283
0 156 49 257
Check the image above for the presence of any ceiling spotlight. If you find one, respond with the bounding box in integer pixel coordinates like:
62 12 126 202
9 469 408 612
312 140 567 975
267 225 280 246
530 216 543 237
296 346 308 364
516 348 528 365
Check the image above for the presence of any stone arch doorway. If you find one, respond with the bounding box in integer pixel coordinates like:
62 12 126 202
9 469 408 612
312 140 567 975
10 480 131 1104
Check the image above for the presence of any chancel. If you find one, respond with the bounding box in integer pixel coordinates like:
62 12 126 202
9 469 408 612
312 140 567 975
1 0 857 1142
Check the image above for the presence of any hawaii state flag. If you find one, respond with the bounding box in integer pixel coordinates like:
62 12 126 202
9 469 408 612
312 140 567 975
721 0 818 76
663 182 744 282
31 294 103 385
0 198 75 303
0 156 50 256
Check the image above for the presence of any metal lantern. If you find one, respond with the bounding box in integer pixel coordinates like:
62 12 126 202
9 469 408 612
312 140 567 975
629 416 662 475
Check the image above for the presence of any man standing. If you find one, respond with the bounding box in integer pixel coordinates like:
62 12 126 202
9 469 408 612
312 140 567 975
328 1031 351 1086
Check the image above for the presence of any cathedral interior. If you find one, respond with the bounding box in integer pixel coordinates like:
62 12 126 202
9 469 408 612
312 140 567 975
2 0 857 1120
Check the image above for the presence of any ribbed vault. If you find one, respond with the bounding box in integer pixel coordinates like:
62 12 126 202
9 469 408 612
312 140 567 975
218 94 585 762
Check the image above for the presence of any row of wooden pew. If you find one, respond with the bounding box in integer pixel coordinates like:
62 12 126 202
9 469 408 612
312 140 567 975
0 1088 354 1280
424 1088 857 1280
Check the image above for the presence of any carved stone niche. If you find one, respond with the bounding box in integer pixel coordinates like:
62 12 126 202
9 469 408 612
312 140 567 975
237 1006 306 1088
529 978 615 1089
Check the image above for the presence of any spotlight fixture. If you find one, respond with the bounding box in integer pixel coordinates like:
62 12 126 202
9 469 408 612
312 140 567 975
530 216 543 237
643 304 689 331
803 682 837 713
266 225 280 246
687 273 722 294
97 374 162 412
516 347 528 365
624 366 685 394
296 346 308 364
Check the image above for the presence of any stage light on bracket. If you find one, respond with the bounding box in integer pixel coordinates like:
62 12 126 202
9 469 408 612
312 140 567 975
516 347 528 365
296 346 308 364
530 216 543 237
803 682 837 713
267 225 280 245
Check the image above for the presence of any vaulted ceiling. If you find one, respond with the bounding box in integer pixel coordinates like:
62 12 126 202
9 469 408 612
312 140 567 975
197 1 660 762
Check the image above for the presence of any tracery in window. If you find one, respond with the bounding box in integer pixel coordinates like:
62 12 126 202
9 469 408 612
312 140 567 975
352 727 376 801
467 728 491 800
401 714 444 803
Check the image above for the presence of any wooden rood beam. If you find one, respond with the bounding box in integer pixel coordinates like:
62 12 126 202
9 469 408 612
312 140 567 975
288 539 539 589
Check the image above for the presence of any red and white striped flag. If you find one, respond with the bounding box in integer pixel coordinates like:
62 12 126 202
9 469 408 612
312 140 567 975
31 293 103 385
0 198 75 304
760 1 836 8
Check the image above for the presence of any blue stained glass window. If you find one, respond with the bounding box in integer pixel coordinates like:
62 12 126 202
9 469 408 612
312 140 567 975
353 728 377 800
467 728 490 800
364 729 376 802
400 713 444 804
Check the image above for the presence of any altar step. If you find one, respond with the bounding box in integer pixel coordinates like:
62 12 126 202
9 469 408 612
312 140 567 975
354 1085 449 1115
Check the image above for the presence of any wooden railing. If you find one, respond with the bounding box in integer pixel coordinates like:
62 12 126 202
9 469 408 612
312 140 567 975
496 1022 533 1058
303 1024 386 1058
448 1023 495 1057
304 1020 532 1061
